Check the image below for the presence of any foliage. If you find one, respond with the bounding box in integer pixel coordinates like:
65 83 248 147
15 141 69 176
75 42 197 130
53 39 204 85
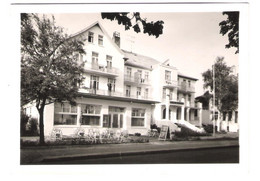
150 124 161 133
101 12 164 38
21 111 30 136
27 118 39 136
174 126 209 138
20 135 149 147
202 57 238 113
202 124 213 133
134 133 141 136
21 13 86 144
219 11 239 54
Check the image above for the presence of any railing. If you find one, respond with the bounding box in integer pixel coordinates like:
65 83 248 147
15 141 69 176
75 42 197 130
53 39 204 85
79 88 153 100
178 82 195 92
85 63 118 75
164 79 178 87
124 75 150 85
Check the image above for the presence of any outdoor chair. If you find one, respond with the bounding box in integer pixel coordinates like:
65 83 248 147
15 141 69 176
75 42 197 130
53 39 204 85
100 129 110 143
115 130 123 142
50 128 63 141
121 130 129 138
86 129 96 143
94 129 102 143
148 129 158 137
74 128 85 139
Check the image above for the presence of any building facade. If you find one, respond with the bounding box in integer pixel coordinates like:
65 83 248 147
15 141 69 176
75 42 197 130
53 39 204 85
23 22 203 137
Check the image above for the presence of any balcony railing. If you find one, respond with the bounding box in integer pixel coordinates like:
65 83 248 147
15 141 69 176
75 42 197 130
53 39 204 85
78 88 152 100
163 79 178 88
178 82 195 93
85 63 119 75
124 75 150 85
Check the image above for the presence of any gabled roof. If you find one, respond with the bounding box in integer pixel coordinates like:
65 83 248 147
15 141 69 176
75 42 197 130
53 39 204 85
122 49 160 70
70 21 124 55
178 72 198 81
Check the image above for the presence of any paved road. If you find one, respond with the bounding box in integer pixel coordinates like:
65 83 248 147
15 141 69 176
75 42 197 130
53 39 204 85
41 146 239 164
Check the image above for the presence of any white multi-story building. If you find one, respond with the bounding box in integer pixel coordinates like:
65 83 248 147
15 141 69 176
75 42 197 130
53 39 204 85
23 21 203 136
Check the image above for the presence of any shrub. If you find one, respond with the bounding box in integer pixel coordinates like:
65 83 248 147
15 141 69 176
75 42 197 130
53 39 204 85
134 133 141 136
21 112 30 136
202 124 213 133
174 126 209 138
27 118 39 136
150 124 158 129
151 124 161 133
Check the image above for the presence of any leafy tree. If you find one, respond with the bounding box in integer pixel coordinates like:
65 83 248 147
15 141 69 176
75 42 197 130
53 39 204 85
21 14 86 145
101 12 164 38
202 57 238 119
219 11 239 54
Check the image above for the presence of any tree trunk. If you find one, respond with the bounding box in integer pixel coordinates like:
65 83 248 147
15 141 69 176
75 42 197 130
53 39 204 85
38 107 45 145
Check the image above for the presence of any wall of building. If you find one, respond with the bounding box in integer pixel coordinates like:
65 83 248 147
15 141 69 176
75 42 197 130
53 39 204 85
44 97 153 136
78 25 125 93
123 65 152 98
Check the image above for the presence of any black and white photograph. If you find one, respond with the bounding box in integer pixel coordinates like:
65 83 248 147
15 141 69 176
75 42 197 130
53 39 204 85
3 0 258 180
20 11 240 164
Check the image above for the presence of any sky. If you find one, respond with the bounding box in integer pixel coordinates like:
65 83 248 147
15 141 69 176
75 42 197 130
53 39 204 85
52 12 239 97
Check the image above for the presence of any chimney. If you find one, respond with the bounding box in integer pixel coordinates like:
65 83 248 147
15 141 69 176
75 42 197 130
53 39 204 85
113 31 120 48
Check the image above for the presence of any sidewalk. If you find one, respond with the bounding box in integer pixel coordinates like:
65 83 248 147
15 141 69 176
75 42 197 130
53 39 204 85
21 135 239 164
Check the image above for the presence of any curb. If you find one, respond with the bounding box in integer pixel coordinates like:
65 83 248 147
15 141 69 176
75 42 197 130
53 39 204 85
41 144 239 163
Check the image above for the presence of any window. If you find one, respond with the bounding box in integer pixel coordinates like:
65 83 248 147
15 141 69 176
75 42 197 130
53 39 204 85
162 108 171 120
98 35 103 45
177 93 179 101
108 78 116 92
136 87 141 98
137 70 142 79
165 70 171 81
235 111 238 123
109 107 125 113
88 32 94 43
194 110 198 117
144 88 149 99
145 72 149 81
106 55 112 69
188 95 191 102
102 114 110 128
228 112 232 121
90 75 99 90
92 52 99 65
188 80 191 87
183 79 186 85
126 85 131 97
54 103 77 125
162 88 166 99
127 67 132 77
81 104 101 126
169 89 174 100
131 108 145 126
223 112 227 121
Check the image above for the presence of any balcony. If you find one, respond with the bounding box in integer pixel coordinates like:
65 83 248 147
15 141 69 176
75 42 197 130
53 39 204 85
85 63 119 77
78 88 155 103
163 79 178 88
124 75 150 86
178 82 195 93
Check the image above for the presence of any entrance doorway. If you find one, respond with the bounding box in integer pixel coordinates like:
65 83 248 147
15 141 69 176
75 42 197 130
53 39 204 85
110 113 123 128
107 106 125 128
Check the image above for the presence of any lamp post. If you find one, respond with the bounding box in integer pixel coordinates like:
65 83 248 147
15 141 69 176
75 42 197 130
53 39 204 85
212 64 216 137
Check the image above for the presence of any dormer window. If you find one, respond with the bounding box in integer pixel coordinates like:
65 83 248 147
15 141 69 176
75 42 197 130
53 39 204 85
88 32 94 43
